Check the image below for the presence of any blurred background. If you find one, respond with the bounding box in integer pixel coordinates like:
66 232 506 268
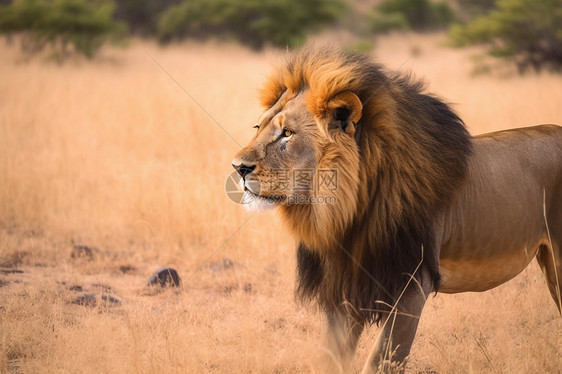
0 0 561 72
1 1 561 373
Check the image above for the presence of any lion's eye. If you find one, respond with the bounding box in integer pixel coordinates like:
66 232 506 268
253 125 260 130
282 129 293 138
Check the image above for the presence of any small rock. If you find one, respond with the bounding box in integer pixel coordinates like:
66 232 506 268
71 244 100 259
243 283 253 293
147 267 181 287
92 283 112 291
72 293 122 307
223 284 238 294
73 293 97 307
266 317 286 330
101 294 122 306
119 265 136 274
0 269 24 275
0 251 28 267
209 258 235 272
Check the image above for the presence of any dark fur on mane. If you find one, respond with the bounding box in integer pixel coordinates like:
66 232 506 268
263 47 473 324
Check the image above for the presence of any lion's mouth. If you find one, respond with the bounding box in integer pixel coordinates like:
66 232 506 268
244 187 285 203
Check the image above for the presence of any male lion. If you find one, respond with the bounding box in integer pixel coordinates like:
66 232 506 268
232 47 562 371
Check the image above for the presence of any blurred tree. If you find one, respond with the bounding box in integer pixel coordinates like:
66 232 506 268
370 0 456 33
157 0 347 49
455 0 496 18
113 0 180 36
0 0 125 60
450 0 562 72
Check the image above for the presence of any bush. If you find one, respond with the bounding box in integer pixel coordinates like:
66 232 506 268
450 0 562 72
0 0 125 60
455 0 496 18
113 0 180 36
369 11 409 33
157 0 347 49
370 0 456 33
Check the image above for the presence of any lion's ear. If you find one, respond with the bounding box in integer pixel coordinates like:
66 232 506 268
326 91 362 136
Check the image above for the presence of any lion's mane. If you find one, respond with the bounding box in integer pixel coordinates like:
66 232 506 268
261 47 473 323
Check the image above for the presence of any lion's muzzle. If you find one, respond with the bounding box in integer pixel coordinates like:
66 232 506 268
232 161 255 179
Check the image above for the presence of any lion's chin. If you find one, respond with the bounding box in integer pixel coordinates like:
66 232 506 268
244 196 277 212
243 190 280 212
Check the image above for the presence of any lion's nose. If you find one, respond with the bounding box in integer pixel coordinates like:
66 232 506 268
232 162 256 178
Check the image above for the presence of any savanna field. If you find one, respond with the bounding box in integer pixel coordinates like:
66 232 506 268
1 34 562 373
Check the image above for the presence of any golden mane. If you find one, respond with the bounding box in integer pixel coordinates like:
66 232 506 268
260 47 473 323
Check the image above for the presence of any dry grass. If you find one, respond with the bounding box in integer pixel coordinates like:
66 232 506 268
1 34 561 373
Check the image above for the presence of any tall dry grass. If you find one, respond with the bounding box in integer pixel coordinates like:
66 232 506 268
1 35 561 373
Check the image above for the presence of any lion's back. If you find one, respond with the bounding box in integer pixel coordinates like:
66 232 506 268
474 124 562 177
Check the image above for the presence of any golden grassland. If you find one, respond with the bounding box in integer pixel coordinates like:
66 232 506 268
1 34 561 373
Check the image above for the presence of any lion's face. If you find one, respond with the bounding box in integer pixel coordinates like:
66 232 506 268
232 90 362 211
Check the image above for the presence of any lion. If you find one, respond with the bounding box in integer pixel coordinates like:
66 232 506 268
232 46 562 372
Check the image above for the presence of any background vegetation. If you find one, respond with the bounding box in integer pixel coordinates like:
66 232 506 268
450 0 562 72
0 0 125 60
0 0 560 71
157 0 346 49
369 0 456 34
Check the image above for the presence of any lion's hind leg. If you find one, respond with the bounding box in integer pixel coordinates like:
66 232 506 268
536 185 562 314
536 242 562 314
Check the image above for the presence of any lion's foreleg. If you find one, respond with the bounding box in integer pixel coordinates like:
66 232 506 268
365 307 422 373
325 308 364 372
363 269 432 373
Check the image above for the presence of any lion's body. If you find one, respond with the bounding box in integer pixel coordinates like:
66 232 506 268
232 47 562 372
439 125 562 294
